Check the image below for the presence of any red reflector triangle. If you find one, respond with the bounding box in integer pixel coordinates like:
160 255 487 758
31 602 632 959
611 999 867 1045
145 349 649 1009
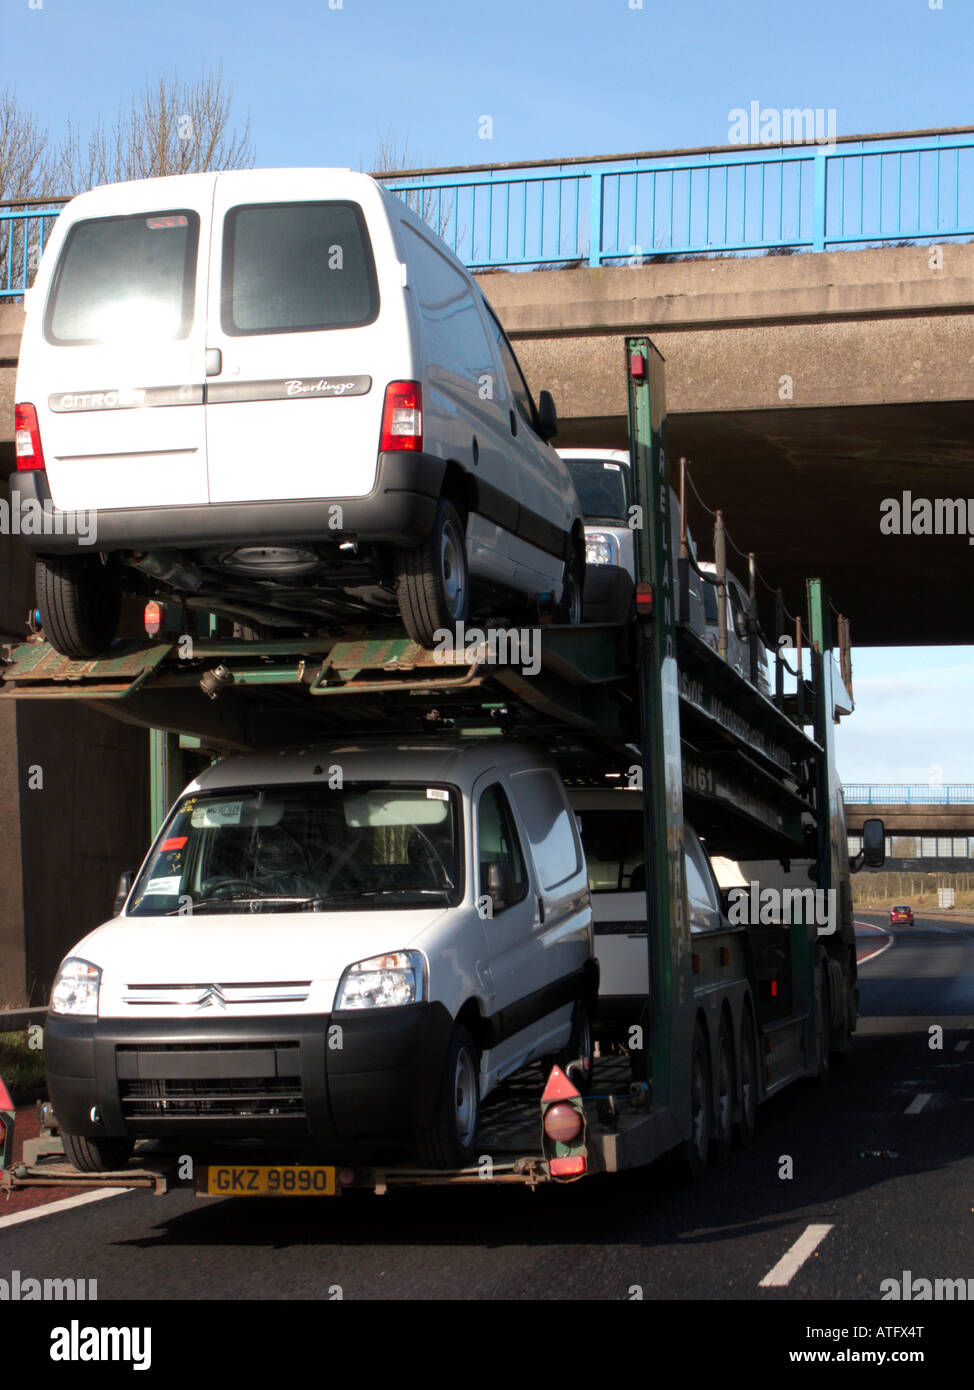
541 1064 580 1103
0 1077 15 1111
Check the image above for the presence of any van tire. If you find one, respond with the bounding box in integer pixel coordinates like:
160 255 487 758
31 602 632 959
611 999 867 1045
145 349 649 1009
541 999 594 1094
415 1023 480 1169
395 498 469 648
62 1133 134 1174
36 555 121 659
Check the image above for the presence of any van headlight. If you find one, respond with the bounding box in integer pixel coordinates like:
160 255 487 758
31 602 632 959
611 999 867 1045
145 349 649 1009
585 532 619 566
50 958 102 1016
334 951 426 1010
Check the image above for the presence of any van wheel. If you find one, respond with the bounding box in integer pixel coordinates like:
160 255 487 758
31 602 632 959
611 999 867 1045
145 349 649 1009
554 549 584 625
62 1133 133 1174
543 999 594 1094
395 498 469 648
415 1023 480 1169
36 555 121 659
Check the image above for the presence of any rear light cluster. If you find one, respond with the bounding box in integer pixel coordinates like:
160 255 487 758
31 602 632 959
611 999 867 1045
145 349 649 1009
14 403 46 471
379 381 422 452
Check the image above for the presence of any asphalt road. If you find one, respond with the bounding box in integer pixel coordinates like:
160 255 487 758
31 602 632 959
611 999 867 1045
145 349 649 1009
3 915 972 1308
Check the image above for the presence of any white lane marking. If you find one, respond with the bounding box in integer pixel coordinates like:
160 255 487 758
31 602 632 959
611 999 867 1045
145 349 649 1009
955 1041 970 1052
0 1187 126 1230
759 1223 834 1288
905 1093 932 1114
856 933 894 966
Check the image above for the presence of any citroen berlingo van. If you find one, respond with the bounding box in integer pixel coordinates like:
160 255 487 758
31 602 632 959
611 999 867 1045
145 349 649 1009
15 169 585 656
44 739 597 1172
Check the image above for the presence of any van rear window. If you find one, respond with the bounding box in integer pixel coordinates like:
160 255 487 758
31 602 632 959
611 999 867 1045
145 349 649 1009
221 201 379 335
45 211 199 345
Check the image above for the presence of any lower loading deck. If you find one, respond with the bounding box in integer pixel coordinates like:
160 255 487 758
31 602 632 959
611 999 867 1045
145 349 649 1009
3 1054 680 1195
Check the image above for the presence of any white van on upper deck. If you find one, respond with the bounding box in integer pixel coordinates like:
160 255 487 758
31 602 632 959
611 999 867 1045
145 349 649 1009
15 169 585 656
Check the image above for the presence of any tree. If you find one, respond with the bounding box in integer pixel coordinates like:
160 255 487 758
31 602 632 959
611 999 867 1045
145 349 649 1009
0 85 58 202
369 131 455 242
57 64 255 193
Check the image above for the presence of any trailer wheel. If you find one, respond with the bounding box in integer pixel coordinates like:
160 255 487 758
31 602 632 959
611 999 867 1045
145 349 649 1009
710 1015 735 1164
62 1132 133 1174
36 555 121 660
813 958 832 1085
679 1021 711 1182
734 1005 758 1147
415 1023 480 1169
395 498 469 648
554 547 584 626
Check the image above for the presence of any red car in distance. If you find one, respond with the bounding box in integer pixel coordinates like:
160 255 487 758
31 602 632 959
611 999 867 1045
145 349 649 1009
889 904 914 925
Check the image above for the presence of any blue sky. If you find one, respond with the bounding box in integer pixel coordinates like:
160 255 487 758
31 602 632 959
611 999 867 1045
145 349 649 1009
5 0 973 785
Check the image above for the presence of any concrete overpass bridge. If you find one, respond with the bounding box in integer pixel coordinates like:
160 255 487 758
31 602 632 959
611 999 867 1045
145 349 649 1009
845 785 974 837
3 127 974 647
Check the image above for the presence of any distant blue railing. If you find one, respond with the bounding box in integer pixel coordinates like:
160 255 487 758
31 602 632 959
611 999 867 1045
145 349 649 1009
3 126 973 296
845 785 974 805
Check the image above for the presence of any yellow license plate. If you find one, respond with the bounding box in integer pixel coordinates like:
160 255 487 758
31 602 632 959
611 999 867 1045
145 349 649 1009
200 1164 337 1196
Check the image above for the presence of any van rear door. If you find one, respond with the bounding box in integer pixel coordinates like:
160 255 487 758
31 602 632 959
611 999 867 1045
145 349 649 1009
33 186 212 513
204 172 396 505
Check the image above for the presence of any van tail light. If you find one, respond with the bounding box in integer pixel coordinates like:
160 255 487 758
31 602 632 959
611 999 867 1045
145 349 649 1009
379 381 423 452
14 403 46 471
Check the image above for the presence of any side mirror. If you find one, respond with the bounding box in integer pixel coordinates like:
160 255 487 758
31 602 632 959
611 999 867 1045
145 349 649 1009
536 390 558 442
486 861 516 914
850 817 885 872
113 870 135 916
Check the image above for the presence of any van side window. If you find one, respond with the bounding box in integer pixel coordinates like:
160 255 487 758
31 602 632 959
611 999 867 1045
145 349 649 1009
399 225 494 380
509 769 581 891
478 784 528 904
482 303 538 430
221 201 379 335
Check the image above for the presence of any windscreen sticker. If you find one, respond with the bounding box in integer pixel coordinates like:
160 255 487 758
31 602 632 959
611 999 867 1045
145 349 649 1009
603 462 621 470
144 875 182 896
426 788 449 800
191 802 243 827
160 836 188 851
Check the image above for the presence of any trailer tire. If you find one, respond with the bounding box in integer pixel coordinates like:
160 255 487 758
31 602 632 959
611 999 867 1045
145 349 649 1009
395 497 469 648
678 1021 711 1183
710 1014 735 1164
36 555 121 660
62 1132 133 1174
734 1005 758 1147
415 1023 480 1170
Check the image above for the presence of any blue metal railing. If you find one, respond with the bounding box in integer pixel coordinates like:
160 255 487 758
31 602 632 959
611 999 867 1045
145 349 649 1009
845 784 974 805
2 126 973 295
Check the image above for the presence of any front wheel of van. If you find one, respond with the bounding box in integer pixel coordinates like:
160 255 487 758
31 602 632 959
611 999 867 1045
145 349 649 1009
36 555 121 660
395 498 469 648
415 1023 480 1170
62 1133 134 1174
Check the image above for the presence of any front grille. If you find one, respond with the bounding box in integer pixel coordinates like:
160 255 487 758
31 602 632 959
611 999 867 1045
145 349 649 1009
116 1041 304 1118
120 1075 304 1118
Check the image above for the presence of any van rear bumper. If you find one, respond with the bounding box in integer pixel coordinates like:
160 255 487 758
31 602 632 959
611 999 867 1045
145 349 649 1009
15 452 447 555
44 1004 455 1155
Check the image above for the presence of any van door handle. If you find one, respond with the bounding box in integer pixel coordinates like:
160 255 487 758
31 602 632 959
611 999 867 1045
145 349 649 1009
205 348 222 376
509 409 518 437
537 895 545 924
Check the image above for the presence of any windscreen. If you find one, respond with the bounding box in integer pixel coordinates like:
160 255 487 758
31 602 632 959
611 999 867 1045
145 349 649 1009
221 201 379 334
45 211 199 344
127 782 462 916
564 458 630 522
574 807 646 892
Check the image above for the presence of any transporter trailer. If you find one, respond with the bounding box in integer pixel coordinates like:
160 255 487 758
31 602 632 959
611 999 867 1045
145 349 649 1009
0 338 883 1198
